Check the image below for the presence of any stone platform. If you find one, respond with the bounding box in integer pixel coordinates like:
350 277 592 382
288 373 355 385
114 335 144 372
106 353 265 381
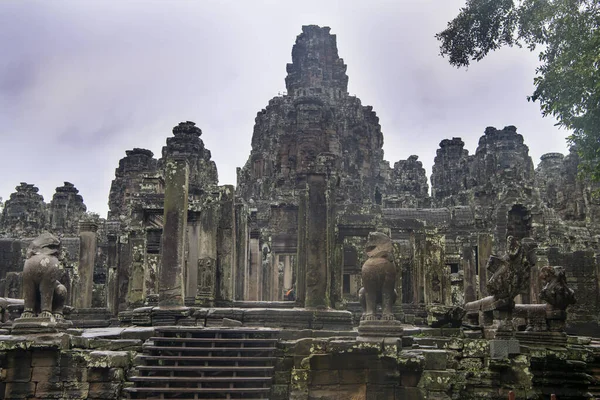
126 306 354 330
11 316 73 334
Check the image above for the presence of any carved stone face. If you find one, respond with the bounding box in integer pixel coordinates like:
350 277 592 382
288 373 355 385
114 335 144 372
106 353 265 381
26 232 60 258
506 235 520 257
365 232 392 258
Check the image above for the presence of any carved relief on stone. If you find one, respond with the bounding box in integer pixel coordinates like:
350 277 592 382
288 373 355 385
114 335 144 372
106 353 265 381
197 257 216 300
486 235 537 304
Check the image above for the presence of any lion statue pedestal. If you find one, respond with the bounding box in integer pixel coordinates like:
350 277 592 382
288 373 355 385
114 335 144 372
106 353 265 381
11 233 72 334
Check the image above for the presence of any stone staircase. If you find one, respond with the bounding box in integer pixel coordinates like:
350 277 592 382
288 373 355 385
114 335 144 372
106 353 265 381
125 327 279 400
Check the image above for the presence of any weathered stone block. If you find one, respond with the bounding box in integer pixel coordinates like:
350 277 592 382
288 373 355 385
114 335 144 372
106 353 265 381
88 382 121 399
463 339 489 358
274 356 294 372
4 382 36 399
5 365 32 382
421 349 448 370
417 370 454 391
61 364 88 382
489 339 520 359
309 369 339 386
35 381 64 399
87 351 130 368
396 386 426 400
87 367 125 382
31 366 61 383
401 371 422 387
31 350 61 367
271 383 290 400
339 369 367 384
63 381 90 399
338 384 367 399
308 354 333 370
367 368 400 385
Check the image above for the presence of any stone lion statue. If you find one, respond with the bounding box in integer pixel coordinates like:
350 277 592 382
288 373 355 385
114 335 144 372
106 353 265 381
359 232 397 321
21 233 67 321
539 265 576 310
487 235 537 302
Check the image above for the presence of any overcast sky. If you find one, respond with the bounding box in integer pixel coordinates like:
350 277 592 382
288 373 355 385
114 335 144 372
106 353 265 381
0 0 570 217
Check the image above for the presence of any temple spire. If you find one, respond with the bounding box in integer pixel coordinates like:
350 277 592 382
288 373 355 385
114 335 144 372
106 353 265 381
285 25 349 99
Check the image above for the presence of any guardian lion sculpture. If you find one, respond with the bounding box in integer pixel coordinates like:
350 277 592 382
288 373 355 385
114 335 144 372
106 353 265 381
21 233 67 321
359 232 397 321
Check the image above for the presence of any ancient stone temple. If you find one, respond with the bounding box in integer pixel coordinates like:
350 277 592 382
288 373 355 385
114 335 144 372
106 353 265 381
1 25 600 400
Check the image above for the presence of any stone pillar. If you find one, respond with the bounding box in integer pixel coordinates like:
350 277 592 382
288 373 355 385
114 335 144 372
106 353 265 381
246 234 261 301
423 232 446 304
530 248 548 304
75 221 98 309
478 234 493 298
196 203 218 305
413 232 426 303
105 222 119 315
392 241 404 308
234 203 248 301
283 255 293 290
117 235 131 312
126 232 145 308
186 212 201 304
217 185 235 304
304 173 329 308
272 254 280 301
158 157 189 307
296 190 307 306
462 246 477 303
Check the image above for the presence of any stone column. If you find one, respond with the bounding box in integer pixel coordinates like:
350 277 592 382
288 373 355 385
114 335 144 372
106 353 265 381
186 212 201 304
75 221 98 309
246 233 261 301
158 157 189 307
283 255 293 290
105 222 120 315
304 173 329 309
296 190 307 306
217 185 235 304
195 203 218 305
462 246 477 303
423 232 446 304
126 232 145 308
234 203 248 301
117 235 131 312
478 234 493 298
413 232 426 303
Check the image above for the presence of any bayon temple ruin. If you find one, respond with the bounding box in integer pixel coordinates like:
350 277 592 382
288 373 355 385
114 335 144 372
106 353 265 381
0 25 600 399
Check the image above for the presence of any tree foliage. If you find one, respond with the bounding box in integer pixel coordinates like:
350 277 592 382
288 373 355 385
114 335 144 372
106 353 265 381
437 0 600 180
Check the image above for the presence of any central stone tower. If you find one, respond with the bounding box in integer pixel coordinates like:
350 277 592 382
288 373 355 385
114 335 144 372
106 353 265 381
237 25 391 207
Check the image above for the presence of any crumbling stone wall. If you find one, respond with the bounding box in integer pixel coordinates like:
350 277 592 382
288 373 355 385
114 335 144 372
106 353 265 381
0 333 136 400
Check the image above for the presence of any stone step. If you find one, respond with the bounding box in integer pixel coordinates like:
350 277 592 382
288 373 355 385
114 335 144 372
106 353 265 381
139 355 276 363
148 336 278 343
137 365 274 373
124 387 271 394
130 376 271 383
131 398 269 400
130 398 269 400
143 345 276 352
155 327 279 335
126 327 278 399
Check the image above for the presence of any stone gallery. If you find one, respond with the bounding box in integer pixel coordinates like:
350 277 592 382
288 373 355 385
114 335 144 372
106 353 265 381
0 25 599 399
